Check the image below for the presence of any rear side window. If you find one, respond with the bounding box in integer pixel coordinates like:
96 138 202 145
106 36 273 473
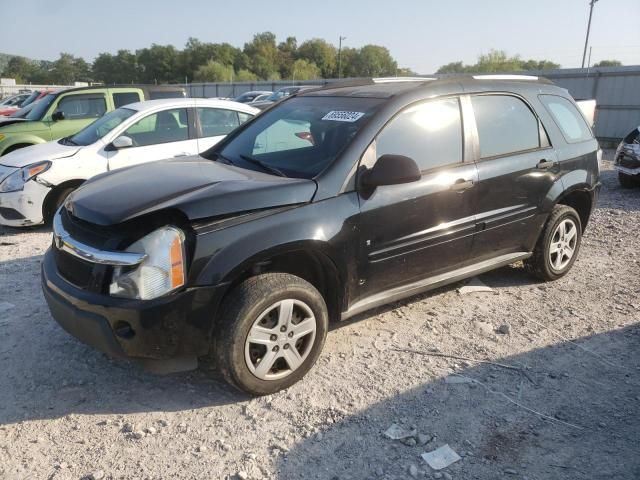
113 92 141 108
540 95 592 143
197 108 240 137
123 108 189 146
472 95 540 158
56 94 107 120
375 97 463 171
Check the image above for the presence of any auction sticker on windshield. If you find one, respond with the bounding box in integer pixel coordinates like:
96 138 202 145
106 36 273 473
322 111 365 122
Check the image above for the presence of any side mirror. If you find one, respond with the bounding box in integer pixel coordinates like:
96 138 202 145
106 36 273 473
51 111 65 121
111 135 134 149
361 154 422 189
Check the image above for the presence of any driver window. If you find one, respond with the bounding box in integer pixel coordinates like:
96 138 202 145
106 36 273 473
123 108 189 147
376 97 463 172
56 95 107 120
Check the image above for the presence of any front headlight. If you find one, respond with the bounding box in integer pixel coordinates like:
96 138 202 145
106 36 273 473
109 226 186 300
0 161 51 193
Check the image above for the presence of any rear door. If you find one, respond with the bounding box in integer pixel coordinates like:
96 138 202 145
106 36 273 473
107 107 198 170
468 93 559 260
356 96 478 300
111 89 144 108
195 107 253 152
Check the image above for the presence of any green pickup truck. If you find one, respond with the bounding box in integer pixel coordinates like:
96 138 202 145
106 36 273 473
0 85 186 156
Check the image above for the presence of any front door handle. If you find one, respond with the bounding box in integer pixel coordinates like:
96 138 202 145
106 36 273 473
173 152 190 157
536 159 556 169
450 179 474 192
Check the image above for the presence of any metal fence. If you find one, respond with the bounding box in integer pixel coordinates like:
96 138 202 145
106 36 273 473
179 65 640 142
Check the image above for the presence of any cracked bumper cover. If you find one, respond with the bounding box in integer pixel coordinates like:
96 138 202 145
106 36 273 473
41 248 223 365
0 179 50 226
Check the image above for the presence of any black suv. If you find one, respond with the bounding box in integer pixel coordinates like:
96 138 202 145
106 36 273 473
42 76 600 395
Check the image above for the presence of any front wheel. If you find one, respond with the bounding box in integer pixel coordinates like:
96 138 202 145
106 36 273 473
213 273 328 395
526 205 582 281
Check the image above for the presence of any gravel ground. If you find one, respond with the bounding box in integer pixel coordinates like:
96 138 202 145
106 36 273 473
0 152 639 480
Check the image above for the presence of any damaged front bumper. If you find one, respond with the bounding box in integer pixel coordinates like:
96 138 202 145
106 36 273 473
41 248 223 372
0 179 51 227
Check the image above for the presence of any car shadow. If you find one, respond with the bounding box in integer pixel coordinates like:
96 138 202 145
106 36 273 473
276 325 640 479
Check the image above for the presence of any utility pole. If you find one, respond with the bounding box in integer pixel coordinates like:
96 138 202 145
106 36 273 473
338 36 347 78
581 0 599 69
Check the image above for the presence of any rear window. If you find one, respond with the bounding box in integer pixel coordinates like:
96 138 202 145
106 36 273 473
540 95 592 143
213 96 383 179
472 95 540 158
113 92 141 108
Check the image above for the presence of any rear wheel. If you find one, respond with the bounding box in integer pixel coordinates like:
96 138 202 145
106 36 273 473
526 205 582 281
213 273 328 395
618 172 639 188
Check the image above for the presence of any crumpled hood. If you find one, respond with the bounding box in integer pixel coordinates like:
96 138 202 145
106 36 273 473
0 140 80 168
67 156 317 226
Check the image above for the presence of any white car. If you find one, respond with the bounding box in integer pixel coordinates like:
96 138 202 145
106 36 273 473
0 98 258 227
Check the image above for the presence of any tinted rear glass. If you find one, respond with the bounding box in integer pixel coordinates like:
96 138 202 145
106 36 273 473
540 95 593 143
472 95 540 158
213 96 383 178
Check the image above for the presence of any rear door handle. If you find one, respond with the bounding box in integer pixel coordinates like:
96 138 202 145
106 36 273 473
173 152 190 157
536 159 556 169
450 179 474 192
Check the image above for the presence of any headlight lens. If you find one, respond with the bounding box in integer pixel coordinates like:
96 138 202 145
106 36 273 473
109 226 186 300
0 161 51 193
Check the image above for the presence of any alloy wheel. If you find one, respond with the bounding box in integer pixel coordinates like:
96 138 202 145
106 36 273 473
244 299 317 381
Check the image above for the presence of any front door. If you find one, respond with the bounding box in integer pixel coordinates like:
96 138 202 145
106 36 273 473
107 107 198 170
356 96 478 302
468 94 560 261
48 93 108 141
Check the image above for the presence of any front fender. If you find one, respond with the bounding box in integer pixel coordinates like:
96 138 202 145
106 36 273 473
189 194 360 292
0 134 46 156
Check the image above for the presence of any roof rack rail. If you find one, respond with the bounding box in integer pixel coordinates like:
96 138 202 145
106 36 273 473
472 74 539 81
318 76 435 90
372 76 436 83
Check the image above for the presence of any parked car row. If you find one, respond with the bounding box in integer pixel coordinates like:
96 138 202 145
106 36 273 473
31 75 602 395
0 97 257 226
232 85 321 109
0 89 56 116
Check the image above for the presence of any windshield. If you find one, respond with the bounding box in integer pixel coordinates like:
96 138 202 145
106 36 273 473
20 91 40 108
25 93 56 121
68 108 136 146
213 96 383 179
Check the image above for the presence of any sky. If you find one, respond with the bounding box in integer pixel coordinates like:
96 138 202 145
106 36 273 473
1 0 639 73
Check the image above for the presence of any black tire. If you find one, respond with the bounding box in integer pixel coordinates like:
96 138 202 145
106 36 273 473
43 187 75 224
213 273 328 395
618 172 639 188
525 205 582 282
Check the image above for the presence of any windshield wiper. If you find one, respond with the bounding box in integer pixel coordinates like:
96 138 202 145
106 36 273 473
239 154 287 177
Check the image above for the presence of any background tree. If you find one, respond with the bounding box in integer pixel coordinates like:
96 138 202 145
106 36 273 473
437 50 560 74
351 45 397 77
136 44 181 83
593 59 622 67
1 56 38 83
235 69 258 82
194 60 234 82
93 50 140 84
277 36 298 79
296 38 336 78
243 32 280 80
291 59 321 80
